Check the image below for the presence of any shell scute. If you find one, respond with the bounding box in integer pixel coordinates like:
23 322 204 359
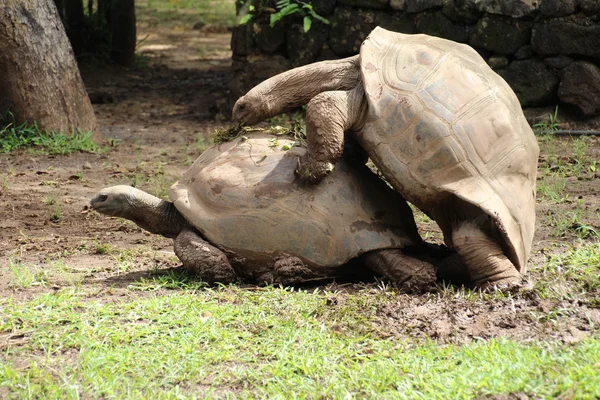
382 43 445 91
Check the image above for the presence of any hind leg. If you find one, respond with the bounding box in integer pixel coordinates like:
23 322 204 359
451 221 521 288
361 249 437 293
174 230 237 284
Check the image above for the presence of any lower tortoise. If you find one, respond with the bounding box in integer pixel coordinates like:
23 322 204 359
91 135 448 290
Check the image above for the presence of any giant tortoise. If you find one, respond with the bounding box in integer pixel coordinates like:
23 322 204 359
232 27 539 288
91 134 445 290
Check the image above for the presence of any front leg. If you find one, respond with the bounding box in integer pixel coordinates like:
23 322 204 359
297 87 366 182
174 230 237 284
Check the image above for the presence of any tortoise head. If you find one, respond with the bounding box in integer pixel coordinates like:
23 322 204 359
90 185 139 219
232 91 269 126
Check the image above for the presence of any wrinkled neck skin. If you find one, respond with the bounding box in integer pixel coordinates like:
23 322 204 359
127 193 191 239
253 55 361 120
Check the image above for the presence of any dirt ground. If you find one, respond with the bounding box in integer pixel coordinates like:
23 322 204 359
1 26 599 346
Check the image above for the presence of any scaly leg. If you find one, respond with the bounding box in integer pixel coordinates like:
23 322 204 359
361 249 437 293
174 230 237 284
451 221 521 289
297 86 367 182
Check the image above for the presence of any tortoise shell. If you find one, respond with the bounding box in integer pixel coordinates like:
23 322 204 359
170 134 422 267
357 27 539 272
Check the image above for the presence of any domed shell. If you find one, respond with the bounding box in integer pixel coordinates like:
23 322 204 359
170 134 422 267
358 27 539 272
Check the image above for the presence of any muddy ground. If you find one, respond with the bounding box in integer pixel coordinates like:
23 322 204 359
1 25 599 346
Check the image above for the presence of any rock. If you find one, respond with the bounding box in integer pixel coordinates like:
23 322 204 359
314 0 337 16
338 0 389 9
328 7 414 57
487 55 509 69
558 61 600 117
390 0 407 10
230 23 254 57
531 20 600 57
253 20 285 54
469 16 532 54
378 11 415 33
544 55 573 70
442 0 480 23
315 44 340 62
498 60 560 106
83 162 92 170
406 0 443 13
580 0 600 17
514 45 533 60
540 0 577 17
228 55 292 104
457 0 539 17
328 7 377 56
415 11 469 43
286 21 329 67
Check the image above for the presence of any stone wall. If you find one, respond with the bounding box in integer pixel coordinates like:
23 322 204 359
230 0 600 117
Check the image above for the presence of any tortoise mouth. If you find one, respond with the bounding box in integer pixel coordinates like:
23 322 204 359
90 193 119 216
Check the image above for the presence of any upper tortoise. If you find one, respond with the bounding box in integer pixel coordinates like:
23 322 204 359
91 134 444 290
233 27 539 288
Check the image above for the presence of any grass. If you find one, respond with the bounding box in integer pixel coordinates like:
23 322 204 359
533 241 600 305
0 117 99 155
137 0 236 27
49 204 63 223
7 258 48 288
533 105 560 134
0 287 598 399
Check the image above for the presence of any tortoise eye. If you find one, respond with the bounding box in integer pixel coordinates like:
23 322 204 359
97 194 108 202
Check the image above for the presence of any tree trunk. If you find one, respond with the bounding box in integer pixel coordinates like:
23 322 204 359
0 0 98 137
110 0 136 67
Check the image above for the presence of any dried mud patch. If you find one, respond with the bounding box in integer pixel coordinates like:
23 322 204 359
375 294 598 345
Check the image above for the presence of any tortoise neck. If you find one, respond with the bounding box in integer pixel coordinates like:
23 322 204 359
256 56 361 118
129 192 191 239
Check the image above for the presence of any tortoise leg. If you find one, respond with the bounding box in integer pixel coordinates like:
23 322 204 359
174 230 237 284
273 256 324 285
361 249 437 293
451 221 521 289
297 86 367 182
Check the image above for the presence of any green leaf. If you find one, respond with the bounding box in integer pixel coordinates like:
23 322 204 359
308 9 330 25
303 16 312 32
270 4 299 27
270 13 281 27
239 14 253 25
281 144 291 151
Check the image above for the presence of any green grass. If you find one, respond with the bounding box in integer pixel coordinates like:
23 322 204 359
7 258 48 288
533 241 600 305
533 105 560 134
0 288 599 399
137 0 236 27
0 118 99 155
